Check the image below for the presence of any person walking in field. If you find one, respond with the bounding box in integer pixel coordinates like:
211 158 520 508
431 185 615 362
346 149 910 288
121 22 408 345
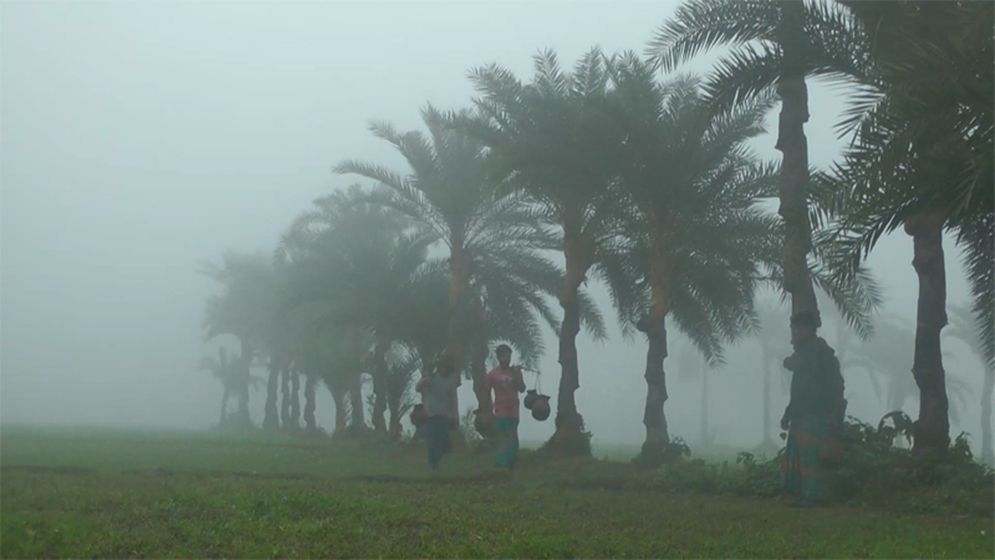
780 310 846 505
415 355 460 470
486 344 526 469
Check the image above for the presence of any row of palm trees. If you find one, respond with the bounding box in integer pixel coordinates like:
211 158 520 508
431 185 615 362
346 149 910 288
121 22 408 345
201 0 992 462
651 0 992 456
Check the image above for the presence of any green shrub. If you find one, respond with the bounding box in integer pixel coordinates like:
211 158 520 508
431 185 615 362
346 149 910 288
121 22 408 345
569 415 993 517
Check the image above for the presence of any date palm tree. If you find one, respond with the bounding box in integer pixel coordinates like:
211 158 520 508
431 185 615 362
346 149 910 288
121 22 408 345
607 56 784 461
813 1 993 453
465 49 630 454
200 251 280 428
648 0 863 341
337 106 601 434
279 186 431 436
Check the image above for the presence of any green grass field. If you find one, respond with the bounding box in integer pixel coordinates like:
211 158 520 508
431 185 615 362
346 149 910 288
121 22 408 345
1 426 991 558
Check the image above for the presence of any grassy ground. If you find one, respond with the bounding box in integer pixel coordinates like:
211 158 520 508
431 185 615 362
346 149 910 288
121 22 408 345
1 426 991 558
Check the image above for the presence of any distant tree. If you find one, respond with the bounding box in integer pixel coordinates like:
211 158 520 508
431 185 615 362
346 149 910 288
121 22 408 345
280 187 426 437
846 318 971 431
200 251 279 428
944 305 994 465
199 347 257 427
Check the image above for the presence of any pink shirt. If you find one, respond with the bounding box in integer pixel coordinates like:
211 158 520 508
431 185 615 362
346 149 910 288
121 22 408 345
486 367 523 418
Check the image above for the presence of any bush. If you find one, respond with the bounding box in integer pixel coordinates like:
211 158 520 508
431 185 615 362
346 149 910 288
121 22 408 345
828 413 993 516
568 414 993 517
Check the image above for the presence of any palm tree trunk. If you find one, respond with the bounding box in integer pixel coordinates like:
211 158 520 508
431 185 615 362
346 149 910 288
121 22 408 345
236 342 253 427
551 289 586 450
350 373 366 434
371 337 389 434
263 358 280 430
219 387 229 427
470 299 494 437
905 211 950 454
776 2 822 330
387 378 404 440
328 382 347 437
280 365 292 428
982 369 993 465
762 347 773 447
445 248 471 365
547 228 592 456
443 248 472 433
289 369 301 429
700 359 710 446
303 374 317 432
639 317 669 462
471 342 492 426
638 236 673 463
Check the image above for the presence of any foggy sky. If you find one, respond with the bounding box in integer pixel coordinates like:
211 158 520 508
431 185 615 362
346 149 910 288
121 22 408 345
1 1 982 454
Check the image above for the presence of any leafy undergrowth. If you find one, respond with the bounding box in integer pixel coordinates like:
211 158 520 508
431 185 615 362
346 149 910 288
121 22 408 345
575 415 994 518
1 426 992 558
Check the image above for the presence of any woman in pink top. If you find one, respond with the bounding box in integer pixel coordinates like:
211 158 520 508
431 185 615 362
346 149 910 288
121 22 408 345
486 344 525 469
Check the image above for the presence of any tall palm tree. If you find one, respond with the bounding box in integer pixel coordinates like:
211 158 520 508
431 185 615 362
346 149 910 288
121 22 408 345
335 105 491 375
466 49 629 454
814 1 993 453
606 57 782 461
337 106 597 434
648 0 862 342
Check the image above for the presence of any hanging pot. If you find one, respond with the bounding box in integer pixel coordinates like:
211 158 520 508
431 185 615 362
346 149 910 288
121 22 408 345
531 395 551 421
410 403 428 427
524 389 538 410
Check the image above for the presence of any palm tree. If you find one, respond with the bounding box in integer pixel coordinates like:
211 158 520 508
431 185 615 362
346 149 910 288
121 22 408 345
648 0 862 342
200 251 280 428
199 347 253 427
260 258 296 431
337 106 596 434
605 57 784 461
279 186 431 437
466 49 628 454
813 1 993 453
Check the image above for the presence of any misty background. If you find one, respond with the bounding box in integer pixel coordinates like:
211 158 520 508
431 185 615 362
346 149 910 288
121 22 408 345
1 1 982 453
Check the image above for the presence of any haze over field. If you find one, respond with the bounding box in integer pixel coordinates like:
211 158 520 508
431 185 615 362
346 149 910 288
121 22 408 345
1 1 984 453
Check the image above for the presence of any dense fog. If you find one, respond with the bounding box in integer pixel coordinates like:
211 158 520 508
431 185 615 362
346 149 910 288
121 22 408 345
1 1 985 456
